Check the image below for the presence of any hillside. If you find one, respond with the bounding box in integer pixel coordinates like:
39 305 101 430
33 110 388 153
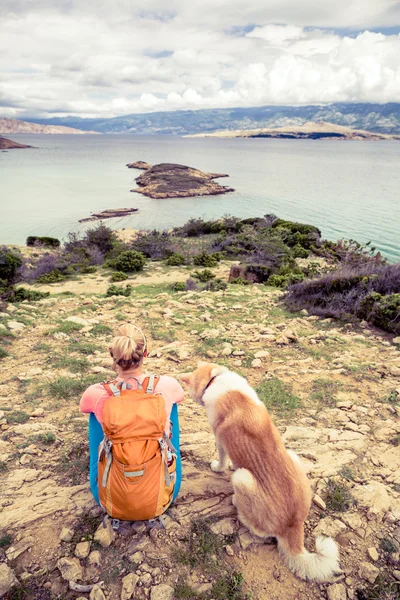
0 118 98 135
188 121 400 141
0 235 399 599
0 136 33 149
26 102 400 135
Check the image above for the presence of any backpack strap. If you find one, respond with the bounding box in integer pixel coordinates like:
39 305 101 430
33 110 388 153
102 380 120 396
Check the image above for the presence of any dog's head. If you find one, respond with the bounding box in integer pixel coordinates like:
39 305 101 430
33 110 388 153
180 362 228 405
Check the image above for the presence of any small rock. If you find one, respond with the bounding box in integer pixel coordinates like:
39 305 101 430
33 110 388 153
75 541 91 559
313 518 346 538
65 316 90 326
150 584 174 600
225 545 234 556
129 551 143 564
367 547 379 562
19 454 32 465
140 573 152 587
7 321 26 331
254 350 270 359
57 557 83 582
210 518 236 536
393 570 400 581
0 563 19 596
121 573 139 600
90 585 107 600
88 550 101 566
94 520 116 547
392 337 400 345
327 583 347 600
251 358 262 368
59 527 74 542
359 562 380 584
313 494 326 510
31 408 44 417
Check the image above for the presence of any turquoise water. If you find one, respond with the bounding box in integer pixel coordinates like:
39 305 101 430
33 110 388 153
1 134 399 261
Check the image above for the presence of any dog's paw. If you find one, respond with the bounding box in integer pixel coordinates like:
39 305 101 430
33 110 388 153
210 460 224 472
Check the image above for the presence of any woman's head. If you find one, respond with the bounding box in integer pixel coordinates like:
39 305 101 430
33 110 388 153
110 324 148 372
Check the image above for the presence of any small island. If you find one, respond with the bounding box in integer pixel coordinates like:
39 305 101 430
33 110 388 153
187 121 400 141
127 161 234 199
78 208 138 223
0 136 33 149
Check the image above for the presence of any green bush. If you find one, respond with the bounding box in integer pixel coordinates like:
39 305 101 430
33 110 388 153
206 278 227 291
36 269 65 284
267 272 305 288
26 236 60 248
80 265 97 274
0 347 9 359
105 284 132 297
230 277 252 286
171 281 186 292
292 244 310 258
8 287 50 302
110 271 128 282
191 269 216 282
108 250 146 273
165 253 186 266
0 247 22 285
193 252 219 267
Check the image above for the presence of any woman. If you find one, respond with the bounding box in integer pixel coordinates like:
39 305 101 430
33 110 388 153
80 323 184 512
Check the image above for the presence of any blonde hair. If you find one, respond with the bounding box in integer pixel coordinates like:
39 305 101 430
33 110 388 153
110 324 147 371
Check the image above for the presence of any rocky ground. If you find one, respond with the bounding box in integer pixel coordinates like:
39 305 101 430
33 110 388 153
0 261 399 600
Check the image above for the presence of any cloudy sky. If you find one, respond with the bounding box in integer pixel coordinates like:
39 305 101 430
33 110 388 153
1 0 400 119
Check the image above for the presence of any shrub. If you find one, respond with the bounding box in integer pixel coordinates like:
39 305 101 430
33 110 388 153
165 253 186 266
80 265 97 274
0 247 23 285
230 277 252 286
292 244 310 259
84 223 117 255
206 278 227 291
193 252 219 267
36 269 65 284
110 271 128 282
267 272 305 288
8 287 50 302
171 281 186 292
7 411 30 424
105 284 132 297
0 347 9 359
26 236 60 248
191 269 216 282
108 250 146 272
284 263 400 334
130 230 174 260
48 375 98 399
325 478 354 512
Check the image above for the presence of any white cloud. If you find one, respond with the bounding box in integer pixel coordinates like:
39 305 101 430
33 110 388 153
0 1 400 118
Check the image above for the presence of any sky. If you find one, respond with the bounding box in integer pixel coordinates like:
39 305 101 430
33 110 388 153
1 0 400 119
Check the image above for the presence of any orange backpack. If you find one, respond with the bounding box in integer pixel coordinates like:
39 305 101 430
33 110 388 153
98 374 176 521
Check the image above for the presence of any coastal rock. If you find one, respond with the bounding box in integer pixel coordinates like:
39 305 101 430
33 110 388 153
79 208 138 223
0 563 19 596
129 162 234 199
0 135 32 149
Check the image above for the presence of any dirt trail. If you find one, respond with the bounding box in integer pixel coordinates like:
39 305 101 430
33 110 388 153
0 271 399 599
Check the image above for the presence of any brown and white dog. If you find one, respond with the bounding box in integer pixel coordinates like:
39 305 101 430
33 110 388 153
180 363 340 582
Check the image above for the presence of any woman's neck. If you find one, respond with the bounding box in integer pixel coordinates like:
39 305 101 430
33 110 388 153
116 366 143 379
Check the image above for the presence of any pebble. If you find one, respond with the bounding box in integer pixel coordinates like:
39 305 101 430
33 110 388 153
359 561 380 584
94 520 116 547
367 547 379 561
121 573 139 600
75 541 91 559
326 583 347 600
313 494 326 510
59 527 74 542
150 584 174 600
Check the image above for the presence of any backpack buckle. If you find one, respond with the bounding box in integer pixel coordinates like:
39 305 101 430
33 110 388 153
111 518 120 531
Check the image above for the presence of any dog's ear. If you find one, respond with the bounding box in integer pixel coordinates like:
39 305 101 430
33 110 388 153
211 365 229 378
179 372 192 385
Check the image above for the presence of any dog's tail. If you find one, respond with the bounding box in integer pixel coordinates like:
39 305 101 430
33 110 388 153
278 524 340 582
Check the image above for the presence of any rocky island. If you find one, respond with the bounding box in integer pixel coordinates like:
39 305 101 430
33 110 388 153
127 161 234 198
78 208 138 223
188 121 400 140
0 135 33 149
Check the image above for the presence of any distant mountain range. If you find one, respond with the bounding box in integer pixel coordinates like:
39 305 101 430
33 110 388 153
23 103 400 135
0 117 97 135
